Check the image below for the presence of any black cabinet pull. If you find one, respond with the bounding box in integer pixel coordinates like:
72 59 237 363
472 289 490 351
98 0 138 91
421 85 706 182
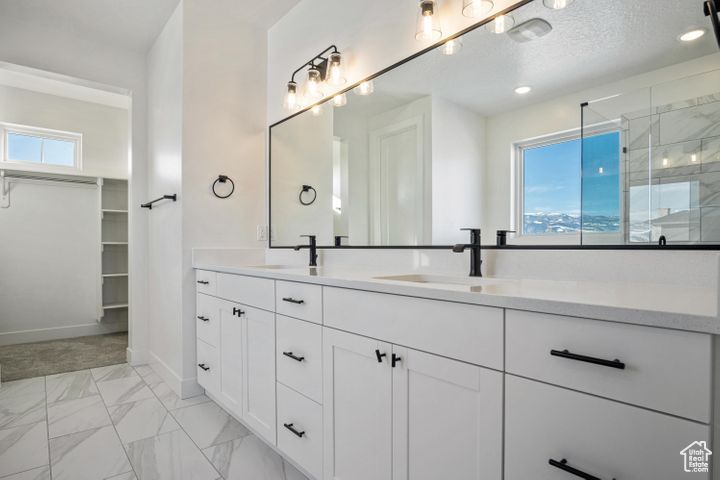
283 351 305 362
232 307 245 317
282 297 305 305
197 280 209 285
198 363 210 371
391 354 402 368
375 349 387 363
197 316 210 322
283 423 305 438
548 459 603 480
550 349 625 370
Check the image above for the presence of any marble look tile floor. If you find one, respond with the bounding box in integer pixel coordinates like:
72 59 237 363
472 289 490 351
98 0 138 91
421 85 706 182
0 363 308 480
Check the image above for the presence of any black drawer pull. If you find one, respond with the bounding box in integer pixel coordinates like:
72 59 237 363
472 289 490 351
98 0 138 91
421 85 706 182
198 363 210 371
549 459 604 480
197 316 210 322
282 297 305 305
232 307 245 317
283 351 305 362
375 349 387 363
197 280 209 285
283 423 305 438
550 349 625 370
391 353 402 368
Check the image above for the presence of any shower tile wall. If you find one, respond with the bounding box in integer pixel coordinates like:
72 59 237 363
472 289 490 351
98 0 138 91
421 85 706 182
624 93 720 243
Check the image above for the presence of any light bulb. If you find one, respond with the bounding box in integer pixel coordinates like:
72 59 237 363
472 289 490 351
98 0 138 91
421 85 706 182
486 14 515 34
543 0 574 9
333 93 347 107
283 81 298 111
441 37 463 55
692 154 698 163
311 104 323 116
328 52 346 86
462 0 494 18
415 0 442 41
306 67 322 100
514 86 532 95
679 29 706 42
662 157 669 167
353 80 374 96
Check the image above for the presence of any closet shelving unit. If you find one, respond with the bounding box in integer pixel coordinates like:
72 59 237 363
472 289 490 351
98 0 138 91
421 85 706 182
100 178 129 322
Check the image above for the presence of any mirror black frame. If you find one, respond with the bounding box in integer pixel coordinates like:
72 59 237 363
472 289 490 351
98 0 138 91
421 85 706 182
268 0 720 251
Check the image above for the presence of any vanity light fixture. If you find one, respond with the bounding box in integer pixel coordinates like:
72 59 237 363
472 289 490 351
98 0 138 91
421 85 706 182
692 153 699 163
416 0 442 41
679 28 706 42
487 14 515 34
662 156 669 167
284 81 298 110
332 93 348 107
441 37 463 55
514 85 532 95
543 0 574 9
462 0 493 18
353 80 375 96
283 45 346 111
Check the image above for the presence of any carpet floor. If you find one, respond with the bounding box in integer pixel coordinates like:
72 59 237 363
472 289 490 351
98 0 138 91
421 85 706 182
0 332 128 381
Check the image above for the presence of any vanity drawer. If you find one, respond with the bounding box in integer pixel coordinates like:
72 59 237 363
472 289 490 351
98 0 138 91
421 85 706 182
276 315 322 403
195 270 217 295
324 287 503 369
506 310 711 422
505 376 710 480
276 281 322 324
196 293 220 347
216 273 275 311
196 339 220 397
277 382 323 480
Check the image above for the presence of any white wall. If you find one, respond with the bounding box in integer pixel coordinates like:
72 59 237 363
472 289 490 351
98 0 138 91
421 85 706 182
146 0 270 396
0 11 148 360
147 4 184 387
0 85 129 179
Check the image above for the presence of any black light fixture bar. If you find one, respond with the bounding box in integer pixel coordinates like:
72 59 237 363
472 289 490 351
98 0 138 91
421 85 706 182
289 45 340 83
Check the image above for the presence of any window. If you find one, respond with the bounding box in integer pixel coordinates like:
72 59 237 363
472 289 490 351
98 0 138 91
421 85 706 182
517 131 621 236
2 124 81 170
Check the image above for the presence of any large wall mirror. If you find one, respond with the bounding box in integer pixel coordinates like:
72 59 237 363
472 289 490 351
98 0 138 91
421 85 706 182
270 0 720 248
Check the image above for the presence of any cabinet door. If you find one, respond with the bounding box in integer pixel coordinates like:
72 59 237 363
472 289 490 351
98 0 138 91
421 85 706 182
392 346 503 480
242 305 277 445
323 328 392 480
218 300 243 418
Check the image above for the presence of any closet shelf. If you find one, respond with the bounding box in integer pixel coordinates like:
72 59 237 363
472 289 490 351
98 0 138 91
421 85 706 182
101 241 128 245
102 273 128 278
103 303 129 310
102 209 128 213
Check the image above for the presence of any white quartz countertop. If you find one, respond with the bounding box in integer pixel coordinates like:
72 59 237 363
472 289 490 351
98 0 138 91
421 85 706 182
193 262 720 334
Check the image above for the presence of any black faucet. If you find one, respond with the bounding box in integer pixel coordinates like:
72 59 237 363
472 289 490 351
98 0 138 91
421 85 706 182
453 228 483 277
496 229 516 247
294 235 318 267
334 235 348 247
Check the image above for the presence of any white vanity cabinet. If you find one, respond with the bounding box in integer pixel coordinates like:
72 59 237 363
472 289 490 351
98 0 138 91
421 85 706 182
195 268 716 480
322 328 504 480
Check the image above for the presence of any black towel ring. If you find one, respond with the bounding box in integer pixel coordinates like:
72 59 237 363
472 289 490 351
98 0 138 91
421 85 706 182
213 175 235 199
299 185 317 206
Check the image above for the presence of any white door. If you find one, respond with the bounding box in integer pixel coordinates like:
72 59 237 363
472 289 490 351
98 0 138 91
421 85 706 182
323 328 392 480
218 300 243 418
369 116 426 245
392 346 503 480
242 305 277 445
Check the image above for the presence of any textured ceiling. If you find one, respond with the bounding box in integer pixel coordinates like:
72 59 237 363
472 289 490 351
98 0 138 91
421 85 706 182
0 0 300 53
350 0 719 117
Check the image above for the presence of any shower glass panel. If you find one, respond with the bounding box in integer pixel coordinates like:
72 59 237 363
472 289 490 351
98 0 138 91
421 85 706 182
581 70 720 245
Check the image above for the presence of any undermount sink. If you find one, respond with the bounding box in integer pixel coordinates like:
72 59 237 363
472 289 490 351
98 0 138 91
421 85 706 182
374 274 497 287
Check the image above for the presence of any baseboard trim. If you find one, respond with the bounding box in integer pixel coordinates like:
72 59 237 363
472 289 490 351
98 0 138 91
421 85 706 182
126 347 148 365
0 323 127 346
147 351 203 399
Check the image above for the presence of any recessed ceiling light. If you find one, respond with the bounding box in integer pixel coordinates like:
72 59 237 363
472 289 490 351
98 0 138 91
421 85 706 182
515 86 532 95
679 29 706 42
